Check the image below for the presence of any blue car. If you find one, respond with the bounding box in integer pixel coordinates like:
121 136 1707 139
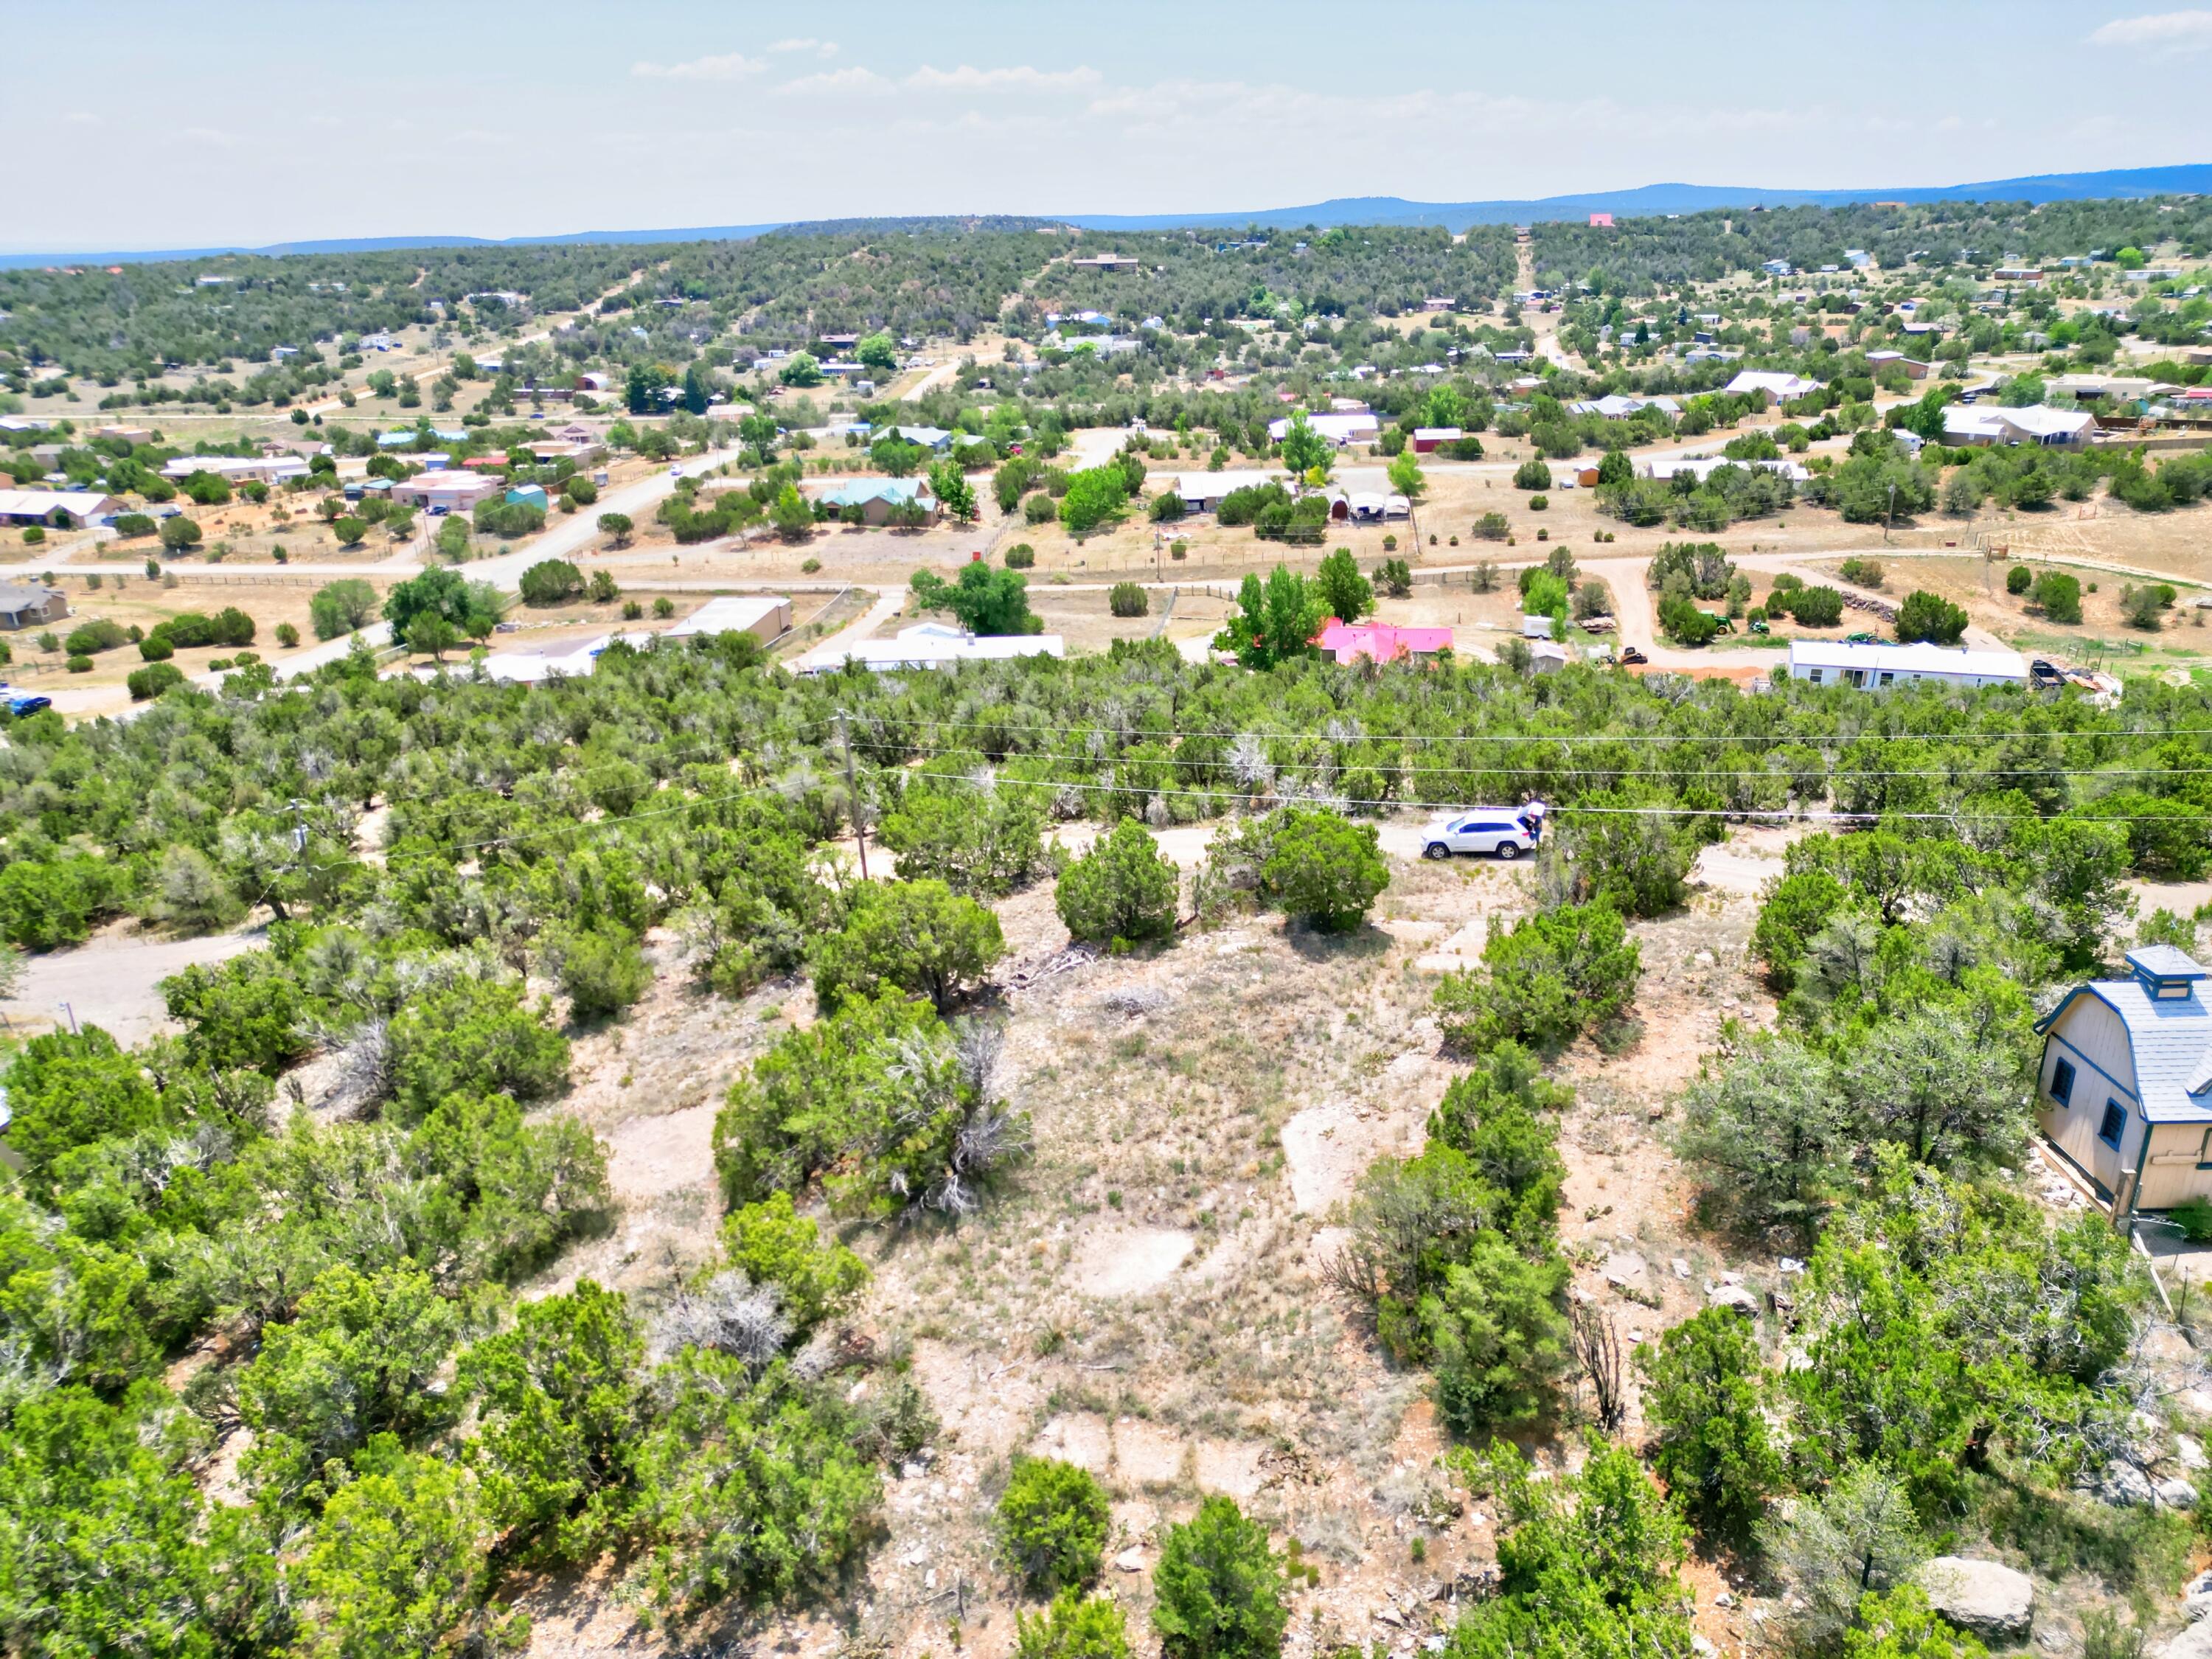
7 695 52 717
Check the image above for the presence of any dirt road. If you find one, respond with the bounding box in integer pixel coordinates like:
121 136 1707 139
3 923 265 1044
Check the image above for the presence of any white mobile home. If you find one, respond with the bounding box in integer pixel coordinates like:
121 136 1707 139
1787 640 2026 692
2037 947 2212 1214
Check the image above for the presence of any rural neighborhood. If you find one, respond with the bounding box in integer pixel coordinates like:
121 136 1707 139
6 7 2212 1659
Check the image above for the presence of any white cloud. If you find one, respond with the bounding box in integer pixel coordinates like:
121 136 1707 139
180 126 239 148
631 52 765 80
2090 10 2212 48
774 66 891 96
905 63 1102 92
63 111 97 125
768 37 838 57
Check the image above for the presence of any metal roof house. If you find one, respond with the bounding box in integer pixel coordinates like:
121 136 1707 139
2036 947 2212 1215
1787 641 2027 692
798 622 1063 675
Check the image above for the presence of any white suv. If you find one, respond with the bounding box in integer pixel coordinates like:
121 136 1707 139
1422 806 1543 861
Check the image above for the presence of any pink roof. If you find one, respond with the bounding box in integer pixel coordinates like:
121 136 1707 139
1312 619 1453 664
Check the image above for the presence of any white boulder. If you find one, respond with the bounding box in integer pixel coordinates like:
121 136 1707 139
1917 1557 2035 1643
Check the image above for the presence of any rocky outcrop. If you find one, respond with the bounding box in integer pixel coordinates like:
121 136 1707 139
1917 1557 2035 1642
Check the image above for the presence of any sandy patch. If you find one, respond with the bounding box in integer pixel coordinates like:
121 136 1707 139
1194 1439 1268 1500
1114 1419 1189 1488
602 1099 718 1202
1032 1411 1113 1472
1076 1225 1194 1296
1281 1097 1429 1217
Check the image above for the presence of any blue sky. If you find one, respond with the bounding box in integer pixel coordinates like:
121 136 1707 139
12 0 2212 250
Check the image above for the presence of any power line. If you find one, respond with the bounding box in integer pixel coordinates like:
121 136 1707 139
844 738 2212 785
845 711 2199 747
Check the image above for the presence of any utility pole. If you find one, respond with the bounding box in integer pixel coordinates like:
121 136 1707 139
836 710 869 880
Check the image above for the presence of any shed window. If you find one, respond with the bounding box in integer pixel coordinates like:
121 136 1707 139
2098 1099 2128 1149
2050 1058 2076 1105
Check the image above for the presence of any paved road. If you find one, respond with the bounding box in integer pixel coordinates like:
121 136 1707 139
1 923 265 1044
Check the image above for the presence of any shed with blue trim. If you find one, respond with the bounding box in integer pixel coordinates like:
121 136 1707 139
2035 946 2212 1215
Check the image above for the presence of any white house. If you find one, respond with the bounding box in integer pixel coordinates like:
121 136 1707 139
0 489 119 528
1941 405 2097 448
1787 640 2027 692
2036 947 2212 1214
1266 411 1379 447
1172 470 1284 513
1641 456 1809 484
1724 370 1820 405
799 622 1065 675
161 454 310 486
1569 394 1681 420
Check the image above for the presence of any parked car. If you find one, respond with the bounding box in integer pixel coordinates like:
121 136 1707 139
7 695 52 717
1619 645 1648 665
1421 804 1545 862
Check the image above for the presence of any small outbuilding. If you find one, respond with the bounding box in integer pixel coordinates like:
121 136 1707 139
2037 947 2212 1214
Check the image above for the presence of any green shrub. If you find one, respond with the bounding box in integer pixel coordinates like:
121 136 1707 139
998 1456 1112 1593
2174 1196 2212 1243
64 619 128 655
63 655 90 673
1895 589 1968 645
552 924 652 1018
1152 1497 1287 1659
2006 564 2033 595
1006 543 1036 568
1107 582 1149 618
112 513 156 538
1435 901 1641 1054
808 879 1005 1013
1513 459 1553 492
1257 807 1388 933
2031 571 2082 624
1018 1590 1131 1659
136 633 174 662
519 559 587 605
1056 820 1180 945
125 663 184 700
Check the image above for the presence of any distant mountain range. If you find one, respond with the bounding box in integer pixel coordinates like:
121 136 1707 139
4 164 2207 268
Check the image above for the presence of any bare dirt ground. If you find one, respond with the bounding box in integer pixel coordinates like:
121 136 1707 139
508 821 1832 1659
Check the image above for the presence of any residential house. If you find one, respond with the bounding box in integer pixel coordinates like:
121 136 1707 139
462 453 510 471
392 473 501 512
815 477 939 525
1267 411 1378 446
161 454 309 487
1312 619 1451 665
0 490 118 528
1071 254 1140 271
94 425 151 445
1786 640 2028 691
1941 405 2097 448
1171 470 1283 514
2035 947 2212 1214
1724 370 1820 405
1409 426 1464 453
1865 350 1930 380
574 372 613 394
1568 394 1680 420
1587 213 1614 229
874 425 954 452
799 622 1063 675
0 583 70 629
